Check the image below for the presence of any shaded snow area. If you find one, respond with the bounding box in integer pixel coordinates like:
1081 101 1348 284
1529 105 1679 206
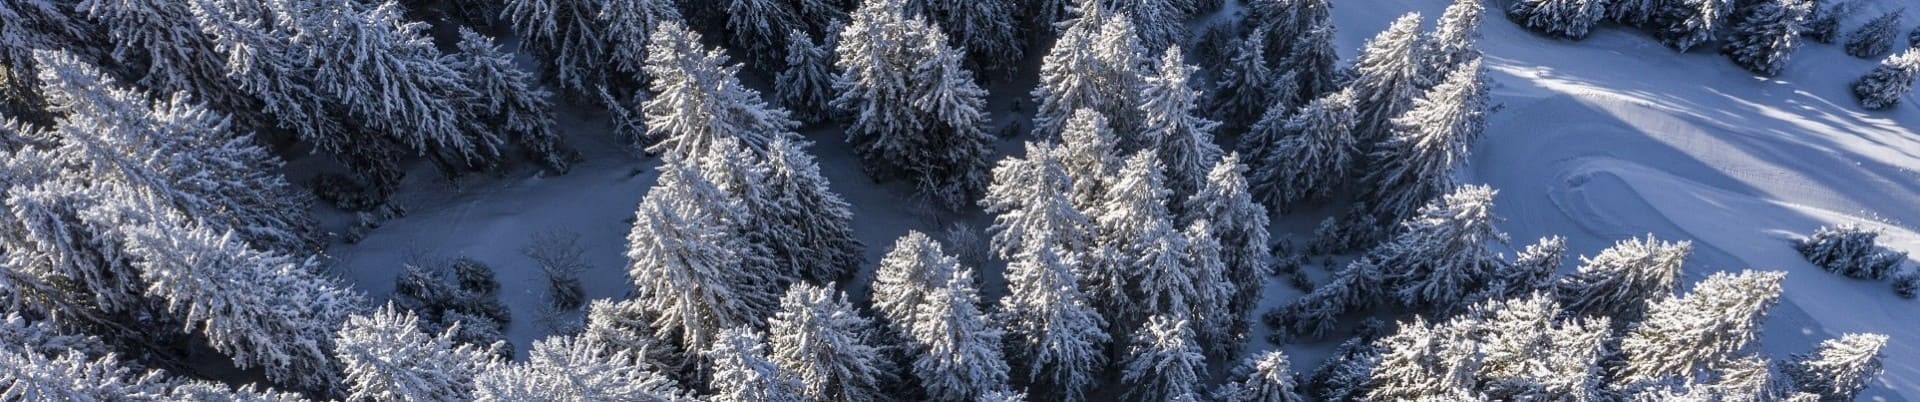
323 0 1920 399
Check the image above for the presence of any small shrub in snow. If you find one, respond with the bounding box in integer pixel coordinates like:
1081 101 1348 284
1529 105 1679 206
1845 9 1904 58
525 229 590 311
1893 271 1920 299
1853 49 1920 110
1795 224 1907 280
452 258 500 296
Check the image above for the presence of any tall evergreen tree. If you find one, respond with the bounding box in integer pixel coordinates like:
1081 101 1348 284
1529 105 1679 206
1212 28 1279 133
1213 350 1307 402
1281 19 1342 103
1248 89 1361 212
1845 9 1905 58
1802 0 1858 43
1361 58 1490 224
1098 153 1193 327
705 327 805 402
1509 0 1608 39
1555 235 1691 324
909 0 1022 72
1183 220 1236 359
993 221 1108 401
1182 153 1271 350
334 304 496 401
1349 13 1428 147
452 29 574 173
471 336 690 401
907 266 1012 401
725 0 804 68
833 0 994 207
777 30 838 125
1723 0 1814 76
767 283 894 402
644 20 797 158
625 162 784 353
1654 0 1732 51
1031 0 1149 140
1852 48 1920 110
762 137 865 284
984 142 1096 261
1617 270 1786 386
1248 0 1331 57
1426 0 1486 83
1056 109 1124 213
1120 314 1208 401
872 232 962 333
1138 47 1224 201
1783 333 1889 401
1373 185 1510 311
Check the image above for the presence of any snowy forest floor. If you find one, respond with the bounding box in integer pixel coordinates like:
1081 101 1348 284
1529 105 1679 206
313 0 1920 399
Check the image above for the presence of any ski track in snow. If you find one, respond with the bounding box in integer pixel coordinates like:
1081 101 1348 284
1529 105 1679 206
320 0 1920 397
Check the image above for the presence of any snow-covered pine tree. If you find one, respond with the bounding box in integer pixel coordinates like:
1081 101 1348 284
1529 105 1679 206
777 31 838 125
1372 185 1510 311
1723 0 1814 76
644 20 798 158
762 137 865 284
1795 224 1907 280
1248 0 1331 55
1426 0 1485 83
335 304 497 401
118 213 362 390
1108 0 1185 52
1472 236 1567 303
984 141 1096 262
907 265 1012 400
1802 0 1857 43
1612 0 1662 25
1281 20 1343 105
1508 0 1608 39
1181 153 1271 349
31 50 320 252
1212 27 1278 134
1056 109 1124 213
993 222 1109 401
1654 0 1732 51
1364 317 1483 400
1362 58 1490 224
1120 314 1208 402
1098 153 1195 328
1304 332 1383 400
833 0 994 207
0 312 183 399
1617 270 1786 387
1555 235 1691 324
1248 89 1361 212
578 299 686 371
872 232 962 332
909 0 1022 73
725 0 804 68
453 29 574 173
1699 355 1787 402
1138 47 1224 201
1853 48 1920 110
767 283 894 402
1348 13 1428 148
1212 350 1306 402
1846 9 1905 58
1472 294 1610 400
1783 333 1888 400
0 0 91 126
1031 0 1149 140
1182 220 1236 360
626 161 784 353
471 336 691 401
705 327 804 402
504 0 609 94
84 0 264 133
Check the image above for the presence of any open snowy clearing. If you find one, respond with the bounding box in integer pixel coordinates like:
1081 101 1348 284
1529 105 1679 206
319 0 1920 399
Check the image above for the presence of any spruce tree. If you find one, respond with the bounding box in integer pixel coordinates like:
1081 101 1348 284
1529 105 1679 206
1509 0 1608 39
1853 48 1920 110
1845 9 1904 58
833 0 994 207
626 162 784 353
907 266 1012 401
1654 0 1732 51
777 31 838 125
705 327 805 402
994 225 1109 401
1361 58 1490 224
1212 27 1278 133
1282 20 1343 104
1248 0 1331 55
762 137 866 284
452 29 573 173
1723 0 1814 76
724 0 804 68
1121 315 1208 402
1182 153 1272 350
1213 350 1307 402
1056 109 1124 213
1138 46 1224 201
1248 89 1361 212
1183 220 1237 359
334 305 497 401
471 336 690 401
1473 236 1568 303
643 20 798 159
872 231 961 334
1555 235 1691 324
984 141 1096 261
1031 0 1149 140
1802 0 1857 43
1373 185 1510 311
909 0 1022 72
1784 333 1889 400
1348 13 1428 147
767 283 894 402
1795 224 1907 280
1426 0 1486 82
1618 270 1786 386
1098 153 1192 326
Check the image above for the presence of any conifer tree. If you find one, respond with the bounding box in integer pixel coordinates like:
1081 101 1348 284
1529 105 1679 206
909 0 1022 72
1853 48 1920 110
335 304 496 401
984 142 1096 261
1555 235 1691 323
471 336 690 401
1795 224 1907 280
907 266 1012 401
1031 0 1148 140
1473 236 1567 303
1846 9 1905 58
1723 0 1814 76
1618 270 1786 386
1182 154 1271 348
725 0 804 68
1109 0 1185 52
762 137 865 284
644 20 797 158
994 223 1108 401
705 327 805 402
1183 220 1236 359
1248 90 1361 212
1138 47 1224 200
767 283 894 402
1372 185 1510 311
0 0 89 126
626 162 783 353
453 29 573 173
1281 20 1342 103
1361 59 1490 224
1248 0 1331 55
1612 0 1662 25
1803 0 1857 43
1098 153 1193 327
0 322 171 400
833 0 994 207
1509 0 1608 39
1121 315 1208 402
872 232 961 332
1349 13 1428 147
1784 333 1889 400
1212 28 1278 133
1426 0 1486 82
777 31 838 125
1056 109 1124 213
1654 0 1732 51
84 0 261 133
1213 350 1307 402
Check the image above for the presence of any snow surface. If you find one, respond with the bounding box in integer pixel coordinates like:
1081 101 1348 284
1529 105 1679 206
320 0 1920 399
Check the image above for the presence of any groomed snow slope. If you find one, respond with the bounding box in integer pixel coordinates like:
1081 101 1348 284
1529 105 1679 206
323 0 1920 399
